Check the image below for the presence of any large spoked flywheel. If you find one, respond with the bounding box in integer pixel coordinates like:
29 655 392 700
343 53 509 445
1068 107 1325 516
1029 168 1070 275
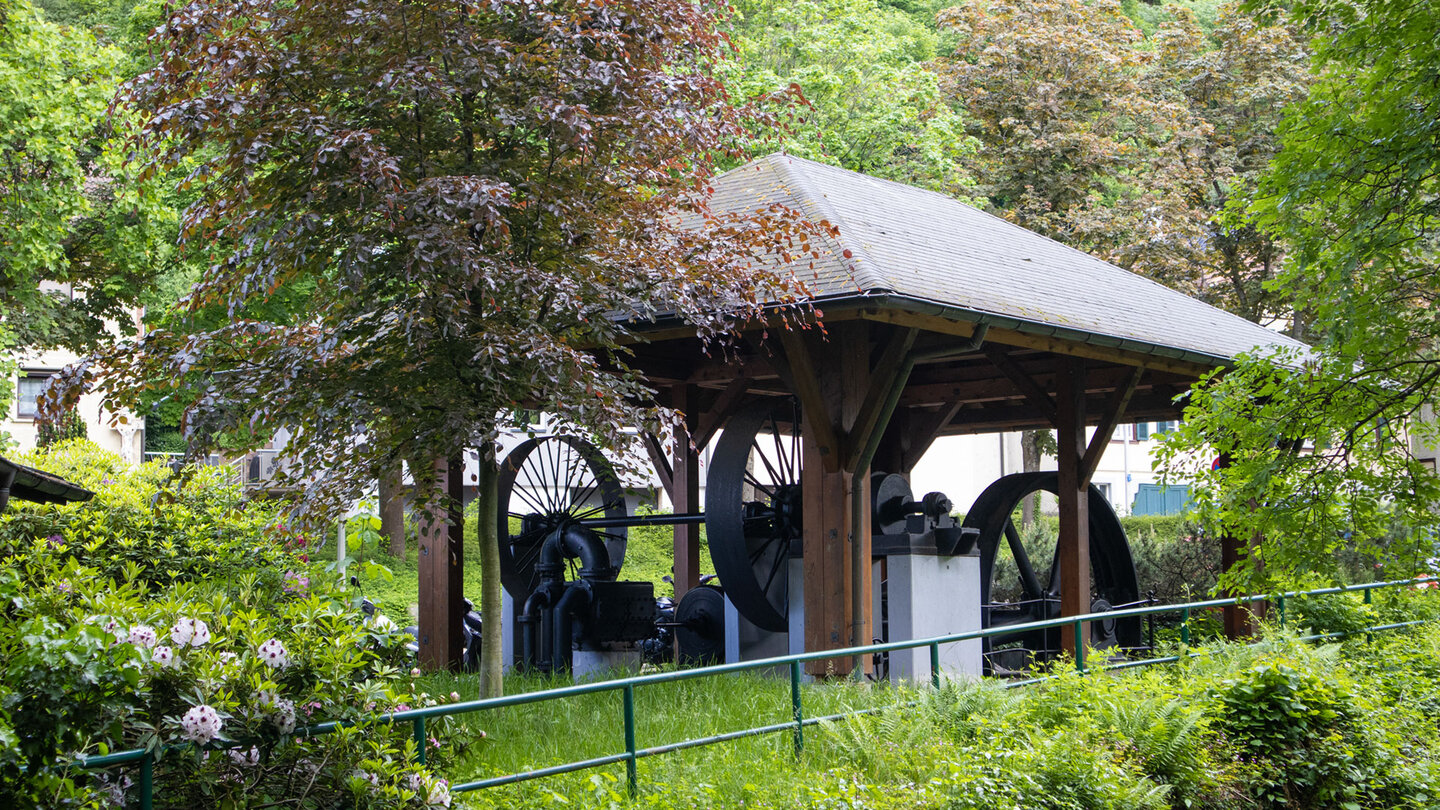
962 472 1142 668
705 398 803 633
496 436 628 600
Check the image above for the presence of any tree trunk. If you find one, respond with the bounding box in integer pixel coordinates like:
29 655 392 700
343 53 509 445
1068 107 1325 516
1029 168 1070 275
477 455 503 698
1020 429 1042 527
381 467 407 559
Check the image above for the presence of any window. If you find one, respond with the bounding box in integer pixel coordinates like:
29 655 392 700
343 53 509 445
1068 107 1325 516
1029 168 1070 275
1134 421 1178 441
15 373 52 419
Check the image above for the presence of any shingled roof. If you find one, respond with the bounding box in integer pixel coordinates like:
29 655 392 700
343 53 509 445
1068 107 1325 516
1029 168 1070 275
709 153 1307 368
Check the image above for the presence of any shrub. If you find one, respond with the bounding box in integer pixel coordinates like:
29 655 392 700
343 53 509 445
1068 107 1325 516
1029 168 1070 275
0 441 287 593
1209 653 1397 808
0 442 459 809
35 407 88 447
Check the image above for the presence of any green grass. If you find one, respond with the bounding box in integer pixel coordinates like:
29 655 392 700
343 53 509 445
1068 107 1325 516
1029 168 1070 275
396 615 1440 809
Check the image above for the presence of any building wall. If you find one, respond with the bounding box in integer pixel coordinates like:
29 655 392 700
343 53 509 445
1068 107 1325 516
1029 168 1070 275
6 346 142 462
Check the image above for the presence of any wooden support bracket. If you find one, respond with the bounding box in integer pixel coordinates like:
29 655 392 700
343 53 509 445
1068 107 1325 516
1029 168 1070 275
1079 365 1144 486
693 377 752 449
900 401 966 472
641 432 673 497
844 327 919 472
777 329 843 472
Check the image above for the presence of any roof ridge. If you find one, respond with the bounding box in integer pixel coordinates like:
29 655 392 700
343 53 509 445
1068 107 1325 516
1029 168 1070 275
763 153 893 294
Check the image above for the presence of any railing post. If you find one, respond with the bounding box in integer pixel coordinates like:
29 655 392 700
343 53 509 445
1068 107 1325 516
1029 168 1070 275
414 716 427 766
929 642 941 689
1180 607 1190 646
790 660 804 757
140 754 154 810
622 685 638 798
1277 594 1286 629
1364 587 1373 643
1074 621 1085 674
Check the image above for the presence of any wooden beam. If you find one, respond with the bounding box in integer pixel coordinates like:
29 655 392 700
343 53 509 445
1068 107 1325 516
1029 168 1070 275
1055 359 1090 656
984 326 1215 379
641 432 673 497
858 308 982 340
671 385 702 600
693 377 752 449
985 346 1059 427
417 456 466 671
1079 365 1144 486
843 327 919 471
777 328 843 472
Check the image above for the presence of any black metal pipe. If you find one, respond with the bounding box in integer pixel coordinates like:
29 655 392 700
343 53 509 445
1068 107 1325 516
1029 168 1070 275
540 524 616 582
519 589 553 670
551 583 592 672
578 513 707 529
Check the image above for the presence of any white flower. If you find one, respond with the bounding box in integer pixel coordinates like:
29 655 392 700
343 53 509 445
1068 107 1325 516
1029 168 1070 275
426 779 452 807
170 619 193 646
180 704 223 745
368 614 398 633
227 746 260 767
152 645 177 669
270 698 297 734
410 667 422 678
171 617 211 647
128 625 158 648
257 638 289 669
257 690 297 734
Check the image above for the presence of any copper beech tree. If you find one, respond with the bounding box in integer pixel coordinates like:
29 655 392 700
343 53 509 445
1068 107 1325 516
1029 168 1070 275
59 0 822 688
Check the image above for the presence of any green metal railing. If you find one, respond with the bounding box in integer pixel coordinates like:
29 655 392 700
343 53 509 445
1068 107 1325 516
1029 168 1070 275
75 575 1439 807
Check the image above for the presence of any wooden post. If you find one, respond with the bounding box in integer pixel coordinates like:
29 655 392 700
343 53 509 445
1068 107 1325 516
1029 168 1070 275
801 439 854 675
417 456 466 670
380 467 406 560
1055 358 1090 656
783 323 878 677
672 385 702 601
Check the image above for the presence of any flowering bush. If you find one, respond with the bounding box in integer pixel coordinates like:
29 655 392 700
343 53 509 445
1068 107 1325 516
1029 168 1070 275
0 442 457 808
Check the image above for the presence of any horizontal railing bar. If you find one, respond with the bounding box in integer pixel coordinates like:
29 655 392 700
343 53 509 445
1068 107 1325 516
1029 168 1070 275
451 753 633 792
636 720 796 758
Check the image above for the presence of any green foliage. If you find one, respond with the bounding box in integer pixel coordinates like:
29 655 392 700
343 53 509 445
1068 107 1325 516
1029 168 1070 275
444 612 1440 809
0 442 285 592
723 0 979 196
1156 0 1440 590
0 0 177 352
35 407 88 447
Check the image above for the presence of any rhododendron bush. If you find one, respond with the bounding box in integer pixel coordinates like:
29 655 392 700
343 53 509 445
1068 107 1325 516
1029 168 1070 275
0 442 460 808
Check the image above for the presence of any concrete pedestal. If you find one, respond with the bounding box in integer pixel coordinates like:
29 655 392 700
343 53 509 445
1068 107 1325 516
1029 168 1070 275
573 648 643 681
881 552 982 684
724 558 805 670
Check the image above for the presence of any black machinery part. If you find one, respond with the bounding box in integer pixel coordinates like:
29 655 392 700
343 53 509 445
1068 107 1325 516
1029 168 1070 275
674 585 726 667
705 398 803 633
497 436 629 600
962 472 1142 671
584 581 657 645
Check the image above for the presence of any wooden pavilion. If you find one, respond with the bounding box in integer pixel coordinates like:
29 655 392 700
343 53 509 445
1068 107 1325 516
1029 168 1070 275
417 154 1306 674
